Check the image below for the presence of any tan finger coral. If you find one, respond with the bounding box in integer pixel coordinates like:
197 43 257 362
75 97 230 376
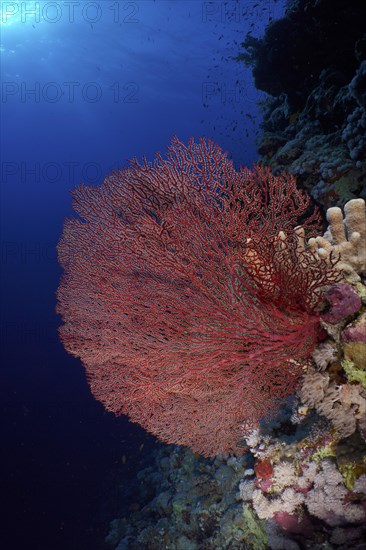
308 198 366 282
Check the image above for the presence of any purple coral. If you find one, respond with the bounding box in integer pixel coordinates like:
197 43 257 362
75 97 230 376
342 315 366 343
322 284 361 324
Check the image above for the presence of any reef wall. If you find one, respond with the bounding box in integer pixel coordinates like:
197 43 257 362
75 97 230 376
238 0 366 208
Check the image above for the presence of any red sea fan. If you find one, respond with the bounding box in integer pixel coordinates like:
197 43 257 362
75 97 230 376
57 137 339 456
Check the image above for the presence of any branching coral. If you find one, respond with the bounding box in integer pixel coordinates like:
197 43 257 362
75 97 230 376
57 137 340 457
309 198 366 282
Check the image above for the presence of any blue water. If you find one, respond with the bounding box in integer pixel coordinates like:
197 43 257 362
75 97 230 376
1 1 285 548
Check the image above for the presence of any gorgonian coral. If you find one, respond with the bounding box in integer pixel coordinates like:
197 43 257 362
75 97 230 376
57 137 340 456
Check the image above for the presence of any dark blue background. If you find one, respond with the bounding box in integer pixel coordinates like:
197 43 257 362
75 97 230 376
0 1 284 548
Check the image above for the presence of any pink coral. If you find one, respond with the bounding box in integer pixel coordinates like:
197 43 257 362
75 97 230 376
57 137 340 456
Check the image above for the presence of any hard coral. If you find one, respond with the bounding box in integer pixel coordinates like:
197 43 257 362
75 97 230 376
309 198 366 282
57 137 339 456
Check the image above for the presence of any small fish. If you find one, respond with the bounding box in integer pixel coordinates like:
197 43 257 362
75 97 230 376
121 455 127 464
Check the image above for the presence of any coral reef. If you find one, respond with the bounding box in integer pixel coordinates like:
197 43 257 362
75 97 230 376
106 445 257 550
237 0 366 208
108 201 366 550
237 0 365 111
240 200 366 547
57 0 366 543
107 199 366 550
